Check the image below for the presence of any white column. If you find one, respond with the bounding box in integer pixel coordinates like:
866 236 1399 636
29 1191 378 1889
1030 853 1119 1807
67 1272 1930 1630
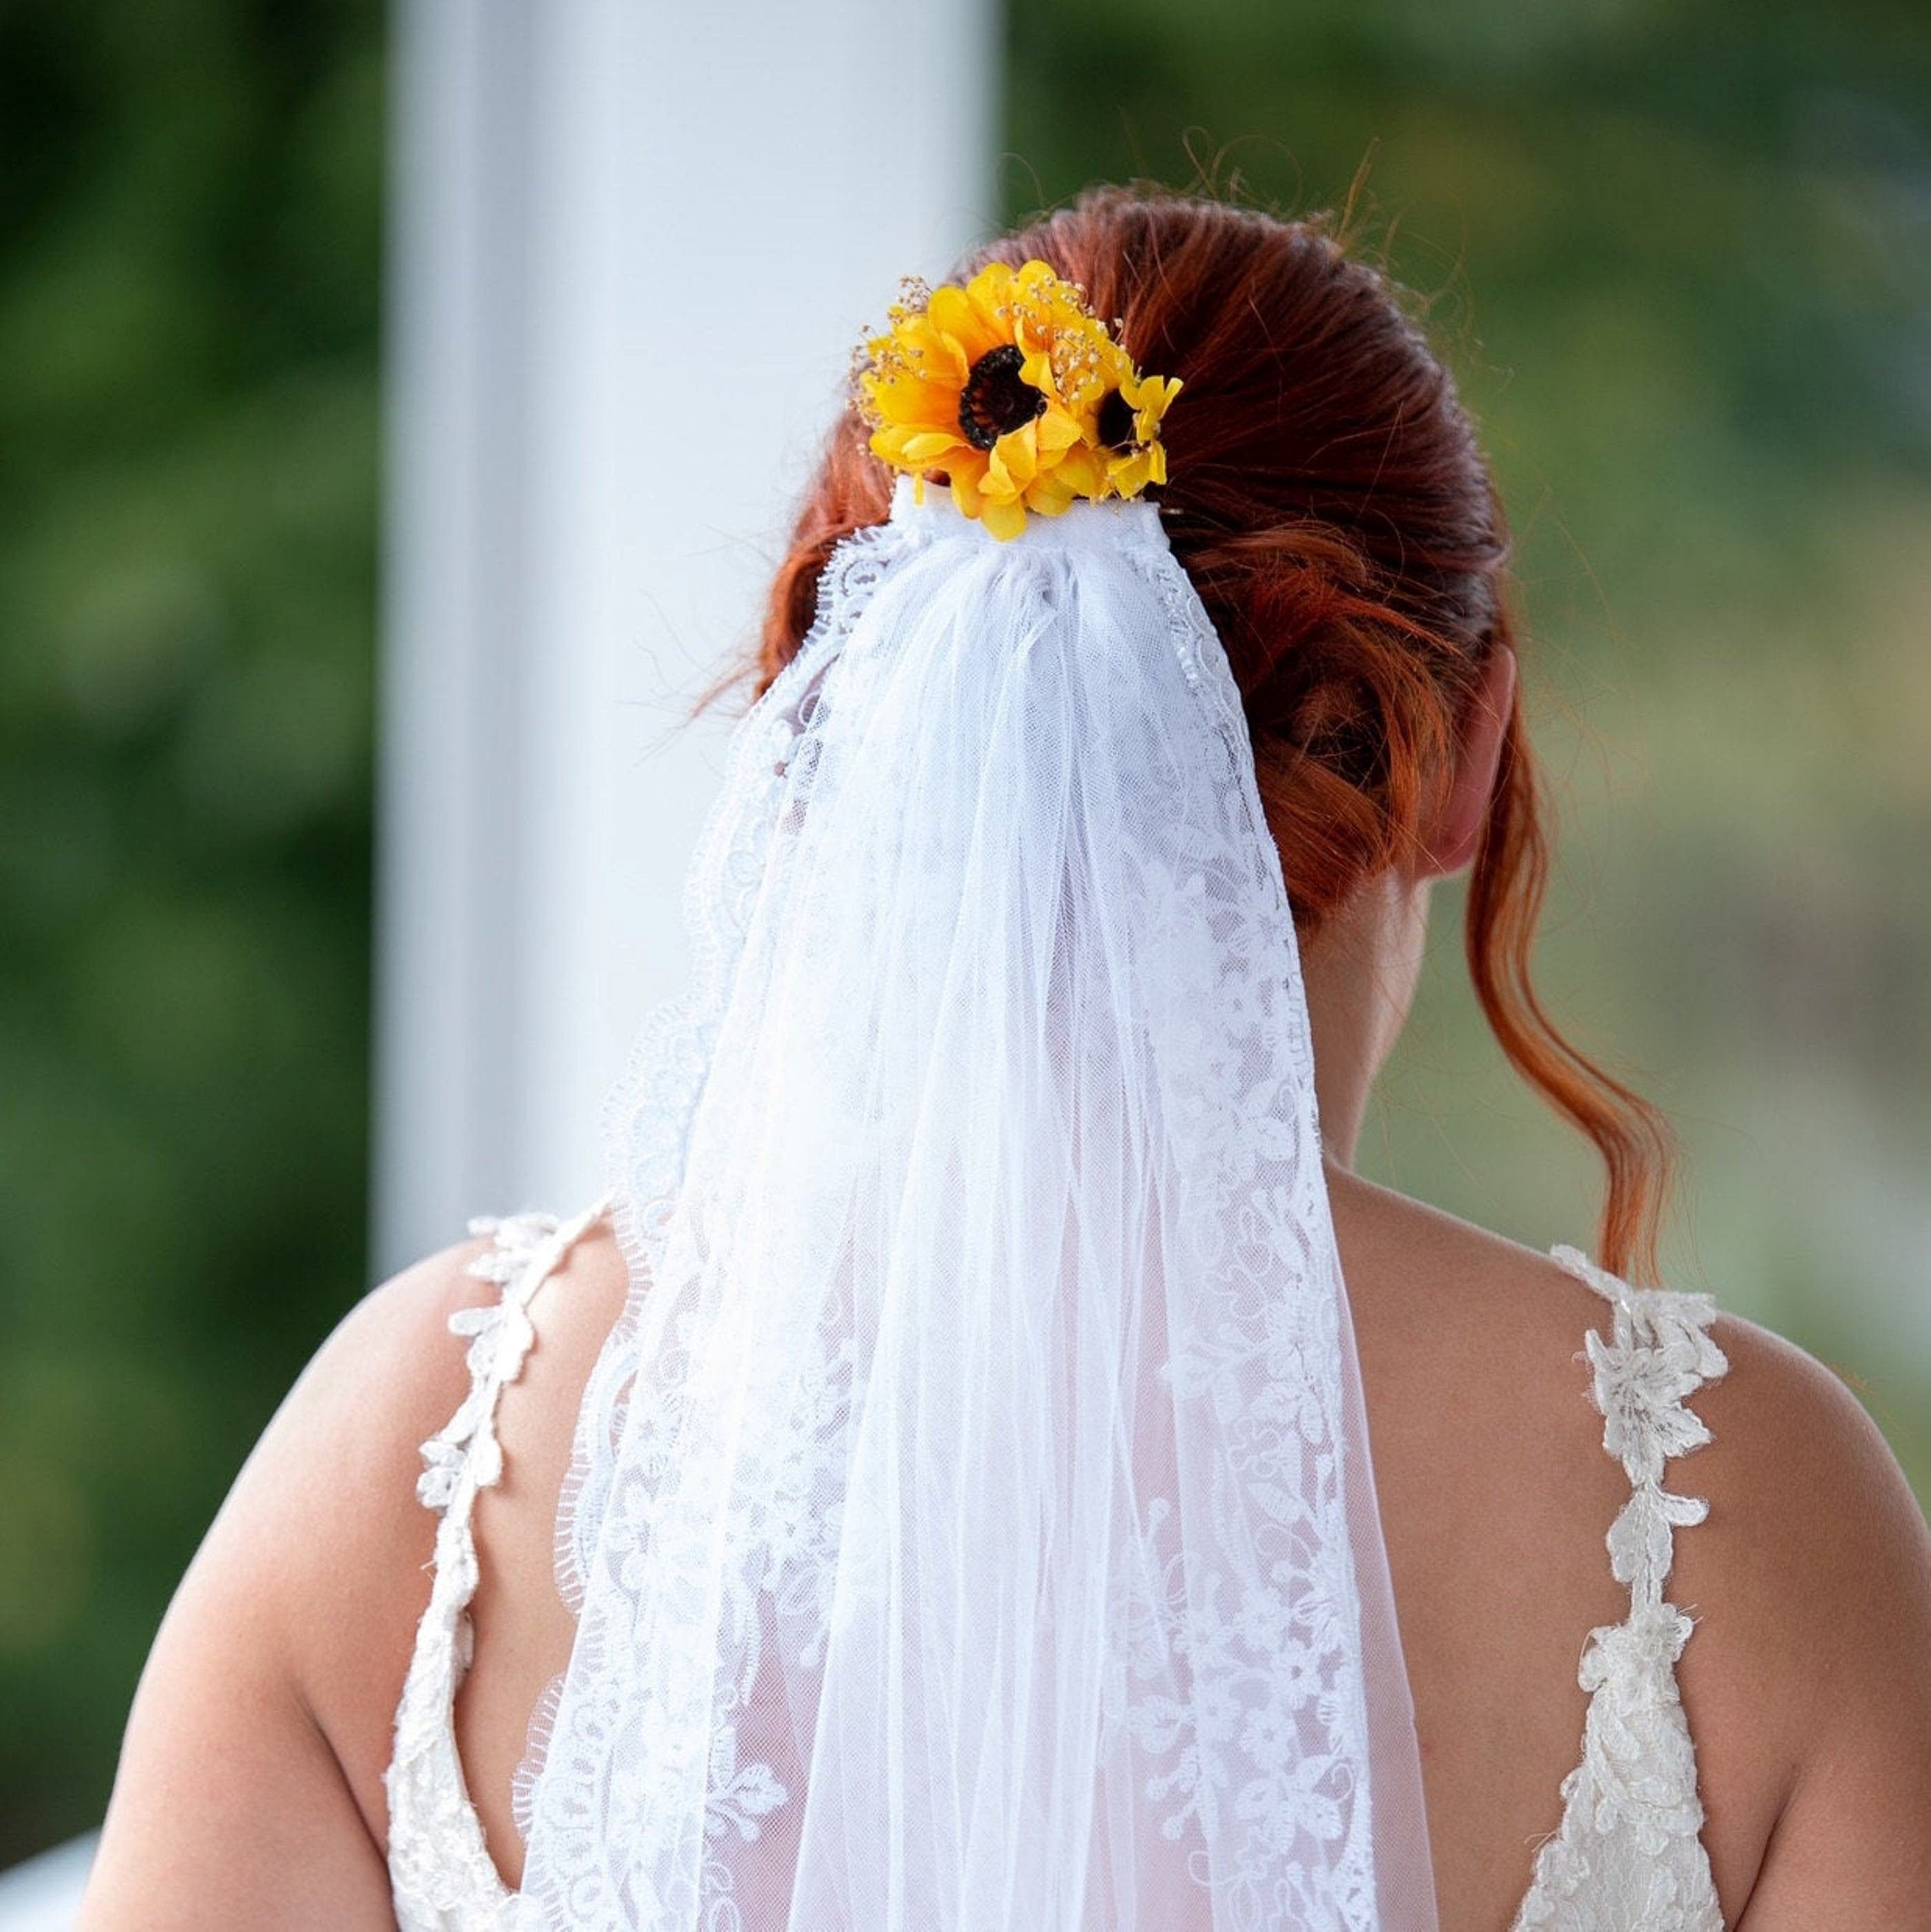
375 0 996 1274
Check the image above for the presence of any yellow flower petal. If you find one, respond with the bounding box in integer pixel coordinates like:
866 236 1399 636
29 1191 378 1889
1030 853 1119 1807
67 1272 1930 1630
988 420 1039 495
1050 445 1107 497
980 497 1028 542
966 263 1017 339
1019 347 1058 398
1108 450 1153 498
1035 404 1085 453
1025 477 1078 517
1129 374 1182 444
980 469 1020 506
872 424 962 468
899 430 967 464
900 317 970 384
928 285 1003 364
873 378 963 428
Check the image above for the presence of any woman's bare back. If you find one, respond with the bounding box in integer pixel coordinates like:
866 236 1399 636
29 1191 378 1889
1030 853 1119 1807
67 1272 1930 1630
318 1172 1929 1927
85 1173 1931 1930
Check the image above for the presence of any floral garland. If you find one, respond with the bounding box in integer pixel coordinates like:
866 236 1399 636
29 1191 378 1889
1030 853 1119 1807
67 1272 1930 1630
854 259 1182 540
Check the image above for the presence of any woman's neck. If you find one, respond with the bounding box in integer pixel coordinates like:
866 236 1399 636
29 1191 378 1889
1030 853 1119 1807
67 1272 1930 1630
1299 867 1432 1170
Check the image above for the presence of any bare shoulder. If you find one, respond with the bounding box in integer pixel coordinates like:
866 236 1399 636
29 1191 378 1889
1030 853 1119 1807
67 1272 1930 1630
1688 1305 1931 1670
1326 1165 1931 1922
266 1229 511 1788
1663 1308 1931 1764
165 1228 516 1796
210 1204 634 1844
284 1207 633 1808
1679 1312 1931 1923
82 1226 508 1927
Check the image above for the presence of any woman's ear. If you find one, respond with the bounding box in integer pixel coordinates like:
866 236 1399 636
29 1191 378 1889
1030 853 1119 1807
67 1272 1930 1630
1418 644 1517 879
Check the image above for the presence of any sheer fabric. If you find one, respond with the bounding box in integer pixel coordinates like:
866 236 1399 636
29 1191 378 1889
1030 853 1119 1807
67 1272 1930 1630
500 482 1436 1928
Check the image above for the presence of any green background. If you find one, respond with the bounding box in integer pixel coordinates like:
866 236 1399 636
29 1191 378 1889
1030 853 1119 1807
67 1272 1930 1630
1 0 1925 1865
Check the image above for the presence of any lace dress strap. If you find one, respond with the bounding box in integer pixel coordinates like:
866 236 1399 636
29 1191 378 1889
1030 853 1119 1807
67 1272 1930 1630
1510 1244 1731 1931
384 1194 612 1932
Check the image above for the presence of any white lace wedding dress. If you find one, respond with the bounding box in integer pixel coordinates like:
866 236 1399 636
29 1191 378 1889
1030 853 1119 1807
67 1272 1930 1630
383 1201 1729 1931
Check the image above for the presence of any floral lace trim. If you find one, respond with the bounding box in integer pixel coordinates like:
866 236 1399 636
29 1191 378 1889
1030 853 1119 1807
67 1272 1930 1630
1509 1245 1729 1932
562 515 914 1624
511 520 921 1928
384 1198 611 1932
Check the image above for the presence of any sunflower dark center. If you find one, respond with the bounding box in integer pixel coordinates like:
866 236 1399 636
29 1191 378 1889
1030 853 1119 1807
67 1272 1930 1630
1096 386 1137 452
958 344 1045 451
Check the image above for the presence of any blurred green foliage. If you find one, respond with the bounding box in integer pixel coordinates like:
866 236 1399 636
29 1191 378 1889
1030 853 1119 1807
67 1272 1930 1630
1009 0 1931 1497
2 0 1925 1875
0 0 382 1861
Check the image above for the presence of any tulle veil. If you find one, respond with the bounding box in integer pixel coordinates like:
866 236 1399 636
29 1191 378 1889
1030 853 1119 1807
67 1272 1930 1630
512 477 1438 1929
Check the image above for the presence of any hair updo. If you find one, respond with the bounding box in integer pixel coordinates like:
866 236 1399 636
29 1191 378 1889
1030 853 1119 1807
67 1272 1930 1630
755 184 1673 1281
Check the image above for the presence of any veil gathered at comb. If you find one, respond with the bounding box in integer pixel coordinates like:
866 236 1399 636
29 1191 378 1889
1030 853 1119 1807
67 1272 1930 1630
513 477 1438 1930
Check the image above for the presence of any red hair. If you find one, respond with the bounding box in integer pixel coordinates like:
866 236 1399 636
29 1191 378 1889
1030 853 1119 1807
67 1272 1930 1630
753 186 1674 1281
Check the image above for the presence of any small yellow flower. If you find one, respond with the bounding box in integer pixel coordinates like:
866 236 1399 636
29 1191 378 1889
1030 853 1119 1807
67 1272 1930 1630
1097 371 1184 498
855 261 1180 540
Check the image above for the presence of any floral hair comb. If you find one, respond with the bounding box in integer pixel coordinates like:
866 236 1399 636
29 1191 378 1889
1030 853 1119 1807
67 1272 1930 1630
854 260 1181 540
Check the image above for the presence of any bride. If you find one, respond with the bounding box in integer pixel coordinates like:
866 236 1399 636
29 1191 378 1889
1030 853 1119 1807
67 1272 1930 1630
79 188 1930 1930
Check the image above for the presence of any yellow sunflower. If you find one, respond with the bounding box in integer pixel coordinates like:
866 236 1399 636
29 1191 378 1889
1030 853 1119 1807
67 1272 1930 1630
1096 369 1184 499
856 260 1180 540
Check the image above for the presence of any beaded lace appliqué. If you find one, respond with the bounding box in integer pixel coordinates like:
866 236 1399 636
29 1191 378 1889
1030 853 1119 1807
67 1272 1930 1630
1510 1245 1729 1932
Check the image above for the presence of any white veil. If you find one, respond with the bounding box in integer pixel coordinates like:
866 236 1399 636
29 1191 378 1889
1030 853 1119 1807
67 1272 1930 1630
515 477 1439 1929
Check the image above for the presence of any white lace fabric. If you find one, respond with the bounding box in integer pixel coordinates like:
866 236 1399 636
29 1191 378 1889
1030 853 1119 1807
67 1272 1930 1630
384 1223 1732 1931
386 1199 612 1932
1510 1247 1729 1932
